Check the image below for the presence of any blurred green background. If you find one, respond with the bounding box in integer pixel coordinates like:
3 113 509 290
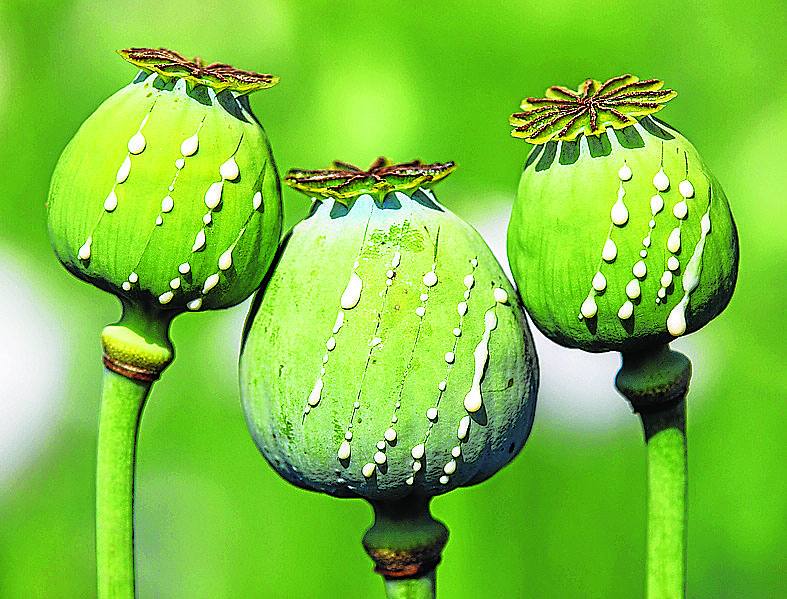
1 1 785 597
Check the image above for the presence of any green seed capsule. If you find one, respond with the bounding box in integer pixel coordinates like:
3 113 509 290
507 75 739 352
47 48 282 318
240 159 538 500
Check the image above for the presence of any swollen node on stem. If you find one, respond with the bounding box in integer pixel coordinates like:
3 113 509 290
46 46 284 597
240 158 539 593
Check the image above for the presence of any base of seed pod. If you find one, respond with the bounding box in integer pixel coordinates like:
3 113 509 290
615 344 691 413
362 498 449 580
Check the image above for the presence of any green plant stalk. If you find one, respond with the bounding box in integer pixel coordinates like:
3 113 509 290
383 571 436 599
616 344 691 599
641 400 686 599
95 368 151 598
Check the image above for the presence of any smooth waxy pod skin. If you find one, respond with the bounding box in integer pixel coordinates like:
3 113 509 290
241 160 538 502
48 48 282 320
508 75 738 353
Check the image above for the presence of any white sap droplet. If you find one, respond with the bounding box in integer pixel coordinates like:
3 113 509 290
668 256 680 271
104 190 118 212
219 156 240 181
374 451 387 465
192 229 206 252
457 302 468 316
602 239 617 262
464 309 498 413
658 288 666 299
187 298 203 311
127 132 146 155
77 237 92 261
341 272 363 309
580 296 597 319
369 337 382 348
353 401 360 409
203 213 212 225
679 180 695 199
405 476 414 485
391 415 398 424
391 251 401 268
439 475 449 485
673 201 688 220
415 306 426 317
443 459 457 475
158 291 174 305
464 274 475 289
464 290 471 299
653 168 670 191
307 377 323 407
332 311 345 334
618 163 632 181
470 258 478 268
161 195 174 213
337 440 351 460
362 463 376 478
667 303 687 336
345 431 353 441
411 444 425 460
128 272 138 283
384 428 397 442
202 273 220 294
121 282 131 291
178 262 191 275
591 272 606 292
181 134 199 157
618 300 634 320
116 156 131 184
633 260 647 279
650 194 664 215
660 271 673 288
438 380 447 392
643 236 652 248
252 191 263 211
625 279 641 300
423 271 438 287
640 249 648 258
412 460 422 472
451 446 461 458
175 158 185 170
155 215 163 226
420 293 429 302
649 219 656 228
667 227 681 253
326 337 336 351
426 407 438 421
493 287 508 304
218 248 233 271
169 277 180 290
204 181 224 209
611 185 629 226
386 269 394 279
457 415 471 440
444 352 455 364
453 328 461 337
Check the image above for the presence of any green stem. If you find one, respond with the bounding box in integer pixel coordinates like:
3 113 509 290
96 368 151 598
615 344 691 599
640 400 687 599
96 300 174 598
362 498 448 599
383 571 436 599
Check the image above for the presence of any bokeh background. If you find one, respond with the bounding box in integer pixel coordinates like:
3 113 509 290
1 1 784 597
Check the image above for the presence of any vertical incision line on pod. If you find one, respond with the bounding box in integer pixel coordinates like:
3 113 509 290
406 256 480 486
123 115 208 293
666 184 712 337
345 200 415 477
578 161 631 321
78 100 158 266
656 150 695 304
305 200 376 428
162 132 245 310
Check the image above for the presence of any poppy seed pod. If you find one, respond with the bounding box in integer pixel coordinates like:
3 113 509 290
47 48 282 376
240 159 538 584
507 75 738 353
